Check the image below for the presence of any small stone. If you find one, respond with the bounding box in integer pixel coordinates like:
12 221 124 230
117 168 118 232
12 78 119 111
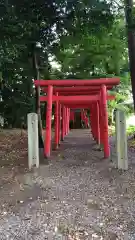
92 233 99 238
55 226 58 232
23 217 31 221
85 231 89 236
78 228 85 233
2 211 7 216
99 222 104 227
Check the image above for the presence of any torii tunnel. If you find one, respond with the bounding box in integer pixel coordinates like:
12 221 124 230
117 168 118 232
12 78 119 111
34 78 120 159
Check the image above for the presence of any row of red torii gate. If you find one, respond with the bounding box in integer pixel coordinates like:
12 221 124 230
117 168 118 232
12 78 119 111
34 78 120 159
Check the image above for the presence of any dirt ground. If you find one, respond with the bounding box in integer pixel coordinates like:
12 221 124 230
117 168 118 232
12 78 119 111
0 129 135 239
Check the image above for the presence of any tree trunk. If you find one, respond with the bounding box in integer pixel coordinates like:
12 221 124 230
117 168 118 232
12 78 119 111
124 0 135 111
32 48 44 149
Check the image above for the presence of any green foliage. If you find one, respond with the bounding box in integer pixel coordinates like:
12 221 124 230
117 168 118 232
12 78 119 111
109 125 135 136
127 126 135 135
0 0 131 127
108 91 132 125
107 71 133 125
55 15 128 78
0 0 61 126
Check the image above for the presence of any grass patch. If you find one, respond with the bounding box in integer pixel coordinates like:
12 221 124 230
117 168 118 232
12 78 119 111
109 125 135 137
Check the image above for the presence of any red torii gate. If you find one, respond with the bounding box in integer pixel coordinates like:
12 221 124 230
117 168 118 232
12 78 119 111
34 78 120 159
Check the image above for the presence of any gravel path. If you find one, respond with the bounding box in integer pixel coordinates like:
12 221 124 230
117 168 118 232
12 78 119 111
0 130 135 239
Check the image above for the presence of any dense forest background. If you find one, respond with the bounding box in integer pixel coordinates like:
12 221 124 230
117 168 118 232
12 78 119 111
0 0 134 128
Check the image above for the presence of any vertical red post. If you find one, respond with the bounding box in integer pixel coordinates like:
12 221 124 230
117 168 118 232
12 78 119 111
93 107 97 140
67 108 69 135
100 85 110 158
65 107 68 135
67 108 70 134
99 94 103 145
92 107 96 140
65 107 67 135
61 106 65 141
68 108 70 133
58 104 61 145
96 102 100 145
45 85 53 158
54 93 59 150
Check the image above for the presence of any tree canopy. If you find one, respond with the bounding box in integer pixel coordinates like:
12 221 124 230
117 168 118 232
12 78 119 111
0 0 131 127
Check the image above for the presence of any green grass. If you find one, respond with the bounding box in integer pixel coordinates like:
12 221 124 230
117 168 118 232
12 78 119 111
109 125 135 136
126 126 135 136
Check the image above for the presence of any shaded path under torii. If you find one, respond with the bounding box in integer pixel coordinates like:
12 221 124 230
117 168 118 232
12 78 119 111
0 130 135 239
